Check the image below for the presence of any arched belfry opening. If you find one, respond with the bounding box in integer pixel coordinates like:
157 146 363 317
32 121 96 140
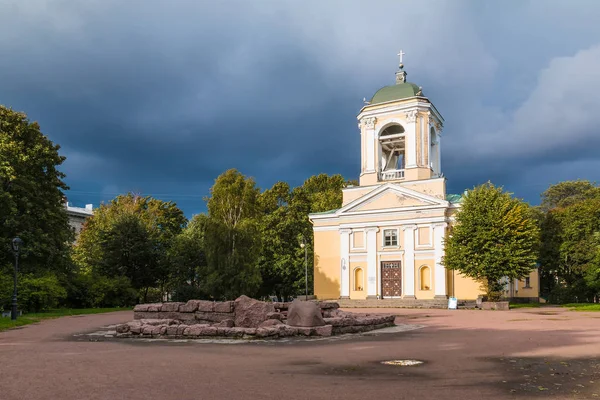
379 124 405 181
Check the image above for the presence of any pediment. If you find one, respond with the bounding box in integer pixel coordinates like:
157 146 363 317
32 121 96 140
338 183 448 215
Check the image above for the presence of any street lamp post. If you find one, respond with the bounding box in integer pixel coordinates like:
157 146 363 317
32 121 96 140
300 238 308 299
11 237 23 321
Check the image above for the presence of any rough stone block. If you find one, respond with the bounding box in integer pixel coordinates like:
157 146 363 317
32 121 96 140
267 312 282 321
216 319 235 328
277 325 299 337
179 300 201 313
313 325 333 337
286 300 326 327
256 327 279 338
242 328 257 336
196 301 215 312
195 311 234 323
161 302 184 312
156 312 183 320
481 301 510 311
133 304 149 312
197 326 218 336
234 295 276 328
159 325 167 335
214 301 234 313
130 325 142 334
318 301 339 310
296 327 313 336
134 312 159 320
147 303 163 312
176 325 187 335
116 324 129 333
166 326 179 336
259 319 284 328
140 318 167 326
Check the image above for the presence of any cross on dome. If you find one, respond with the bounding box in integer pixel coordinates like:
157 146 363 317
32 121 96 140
397 50 405 65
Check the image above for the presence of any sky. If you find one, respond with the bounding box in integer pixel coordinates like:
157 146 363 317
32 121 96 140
1 0 600 217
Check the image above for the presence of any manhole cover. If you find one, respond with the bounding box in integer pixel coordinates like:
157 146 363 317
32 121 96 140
381 359 424 366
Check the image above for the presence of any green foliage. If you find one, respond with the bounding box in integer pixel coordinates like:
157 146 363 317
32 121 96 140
167 214 208 292
0 273 68 312
540 183 600 302
443 182 540 300
540 180 600 212
201 169 262 299
73 193 186 302
562 303 600 311
0 106 73 275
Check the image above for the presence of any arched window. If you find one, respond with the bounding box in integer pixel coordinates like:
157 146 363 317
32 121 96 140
379 124 406 180
354 268 364 291
419 266 431 291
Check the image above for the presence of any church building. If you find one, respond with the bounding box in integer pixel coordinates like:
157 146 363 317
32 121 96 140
309 55 539 303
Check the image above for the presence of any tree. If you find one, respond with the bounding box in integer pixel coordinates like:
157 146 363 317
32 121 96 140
73 193 186 302
255 174 350 300
0 106 73 275
540 180 600 212
540 196 600 302
167 214 209 301
443 182 540 300
203 169 262 299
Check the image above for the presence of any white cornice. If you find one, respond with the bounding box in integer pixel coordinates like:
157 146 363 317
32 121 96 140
357 99 444 125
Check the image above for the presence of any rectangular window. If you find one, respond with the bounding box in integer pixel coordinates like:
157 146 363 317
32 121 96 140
383 229 398 247
524 277 531 288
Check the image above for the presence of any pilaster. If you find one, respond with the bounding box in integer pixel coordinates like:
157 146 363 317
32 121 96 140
365 227 379 298
404 110 418 168
402 224 417 298
433 222 448 299
339 229 351 299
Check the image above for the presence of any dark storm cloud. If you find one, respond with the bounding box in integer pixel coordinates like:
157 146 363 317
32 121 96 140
1 0 600 216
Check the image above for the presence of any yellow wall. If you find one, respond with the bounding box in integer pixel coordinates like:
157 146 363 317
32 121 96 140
313 230 340 300
514 269 540 299
448 270 485 300
351 230 364 249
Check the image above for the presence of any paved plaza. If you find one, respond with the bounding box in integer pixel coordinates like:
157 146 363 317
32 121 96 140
1 307 599 399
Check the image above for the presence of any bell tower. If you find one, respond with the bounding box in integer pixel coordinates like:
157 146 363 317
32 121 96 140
357 52 444 190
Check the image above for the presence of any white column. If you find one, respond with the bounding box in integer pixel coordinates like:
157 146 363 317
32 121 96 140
433 222 448 298
366 227 379 298
405 110 418 168
402 225 417 298
340 229 351 299
437 134 442 175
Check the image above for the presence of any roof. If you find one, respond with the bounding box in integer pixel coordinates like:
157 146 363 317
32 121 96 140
309 209 339 216
370 82 421 105
446 193 463 204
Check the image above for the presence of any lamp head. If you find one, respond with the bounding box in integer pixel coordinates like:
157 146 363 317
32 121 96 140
12 237 23 253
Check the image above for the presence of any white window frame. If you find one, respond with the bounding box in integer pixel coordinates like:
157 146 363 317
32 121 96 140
382 228 399 248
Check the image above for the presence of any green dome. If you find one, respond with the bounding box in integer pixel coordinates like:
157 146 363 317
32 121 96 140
370 83 421 105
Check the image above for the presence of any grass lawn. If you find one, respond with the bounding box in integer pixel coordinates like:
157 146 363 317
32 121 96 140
562 303 600 312
510 303 541 309
0 307 131 332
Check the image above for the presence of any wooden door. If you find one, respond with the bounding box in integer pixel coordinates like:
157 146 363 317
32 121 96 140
381 261 402 297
